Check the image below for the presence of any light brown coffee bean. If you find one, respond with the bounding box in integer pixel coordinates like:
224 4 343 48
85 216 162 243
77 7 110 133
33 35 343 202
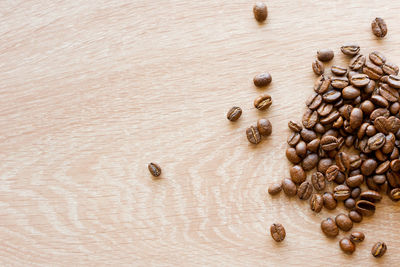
331 77 349 89
282 178 297 197
148 162 162 177
379 83 399 102
227 106 242 121
290 165 306 184
317 49 334 62
307 138 320 152
326 165 340 182
383 62 399 75
335 213 353 232
302 153 319 171
270 223 286 242
268 182 282 195
342 86 360 99
333 184 351 200
310 193 323 213
355 199 376 216
300 128 317 142
321 217 339 237
341 44 360 56
302 109 318 129
339 238 356 254
388 74 400 89
254 94 272 110
288 120 303 132
349 54 366 70
295 141 307 158
286 147 302 164
246 125 261 144
323 192 337 210
257 118 272 136
318 158 333 173
331 65 347 76
371 17 388 38
297 181 313 200
363 61 383 80
368 133 386 150
350 232 365 243
314 75 331 94
311 172 325 191
253 72 272 87
349 210 363 223
312 60 324 75
350 74 370 87
320 135 338 151
317 103 333 116
369 51 386 66
306 93 323 110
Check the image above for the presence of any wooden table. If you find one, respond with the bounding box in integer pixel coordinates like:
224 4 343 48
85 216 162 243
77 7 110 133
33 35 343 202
1 0 400 265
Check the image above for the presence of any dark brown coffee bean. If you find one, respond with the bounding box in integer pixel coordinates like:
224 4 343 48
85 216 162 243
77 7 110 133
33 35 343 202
333 98 345 108
295 141 307 158
312 60 324 75
349 155 362 170
373 175 386 185
268 182 282 195
317 49 334 62
339 104 353 120
370 108 390 120
302 109 318 129
357 122 369 139
369 51 386 66
323 192 337 210
339 238 355 254
365 79 377 94
349 108 363 130
349 169 361 176
290 165 306 184
320 135 338 151
321 217 339 237
314 123 326 134
389 188 400 201
253 72 272 87
287 132 300 146
326 165 340 182
371 17 388 38
360 190 382 203
254 94 272 110
342 86 360 100
346 175 364 188
307 138 320 152
282 178 297 196
331 65 347 76
270 223 285 242
349 54 366 70
246 126 261 144
306 93 322 110
390 159 400 171
379 84 399 102
320 110 340 125
382 133 395 153
318 158 333 173
361 159 378 175
288 120 302 132
314 75 331 94
331 77 349 89
368 133 386 150
341 44 360 56
257 118 272 136
332 116 344 128
286 147 302 164
355 199 376 216
335 171 346 184
366 125 377 136
387 116 400 133
310 193 323 213
227 107 242 121
350 74 370 88
300 128 317 142
390 102 400 115
349 210 363 223
371 94 389 108
351 187 361 198
253 2 268 22
336 152 350 172
302 153 319 171
148 162 162 177
344 198 356 209
335 213 353 231
350 232 365 243
383 62 399 75
311 172 325 191
371 242 387 258
376 160 390 174
387 74 400 89
390 147 399 160
323 90 342 103
333 184 351 200
366 177 380 191
363 61 383 80
297 181 313 200
375 149 388 162
361 100 375 115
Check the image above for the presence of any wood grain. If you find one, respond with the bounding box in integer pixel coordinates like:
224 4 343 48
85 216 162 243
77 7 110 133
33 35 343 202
1 0 400 265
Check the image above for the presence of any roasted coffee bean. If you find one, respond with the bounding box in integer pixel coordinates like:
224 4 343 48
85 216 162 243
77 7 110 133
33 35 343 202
333 116 344 128
270 223 286 242
246 126 261 144
363 61 383 80
341 44 360 56
349 54 366 70
331 77 349 89
374 116 389 134
302 153 319 171
389 117 400 134
344 198 356 209
318 158 333 173
314 123 326 134
382 133 395 153
253 2 268 22
389 188 400 201
371 17 388 38
339 238 355 254
366 125 377 136
334 98 344 108
335 171 346 184
360 190 382 202
254 94 272 110
331 65 347 76
290 165 306 184
317 49 334 62
361 100 375 115
361 159 378 175
349 210 363 223
148 162 162 177
300 128 317 142
320 110 340 125
311 172 325 191
366 177 380 191
312 60 324 75
310 193 323 213
326 165 340 182
375 149 388 162
350 232 365 243
227 107 242 121
390 159 400 171
346 174 364 188
333 184 351 200
295 141 307 158
390 147 399 160
257 118 272 136
320 136 338 151
297 181 313 200
307 138 320 152
380 84 399 102
376 161 390 174
323 192 337 210
306 93 322 110
371 94 389 108
282 178 297 196
335 213 353 231
351 187 361 198
355 199 376 216
253 72 272 87
373 175 386 185
323 90 342 103
349 169 361 176
371 242 387 258
288 120 302 132
350 74 370 88
370 108 390 120
345 135 355 147
369 51 386 66
336 152 350 172
342 86 360 100
302 109 318 129
339 104 353 120
286 147 302 164
268 182 282 195
349 108 363 130
321 217 339 237
383 62 399 75
357 123 369 139
368 133 386 150
287 132 301 146
387 74 400 89
314 75 331 94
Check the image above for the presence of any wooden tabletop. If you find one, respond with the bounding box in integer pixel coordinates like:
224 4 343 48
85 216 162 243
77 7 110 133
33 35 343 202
1 0 400 266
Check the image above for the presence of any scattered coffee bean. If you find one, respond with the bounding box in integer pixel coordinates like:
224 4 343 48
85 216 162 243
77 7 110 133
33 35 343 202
253 2 268 22
268 182 282 195
341 44 360 56
317 49 334 62
286 147 302 164
371 17 387 38
312 60 324 75
302 153 319 171
355 199 376 216
331 65 347 76
350 74 370 88
288 120 303 132
254 94 272 110
310 193 323 213
148 162 162 177
350 232 365 243
333 184 351 200
349 210 363 223
254 72 272 87
246 125 261 144
282 178 297 197
349 54 366 70
270 223 285 242
335 213 353 231
321 217 339 237
227 106 242 121
311 172 325 191
339 238 355 254
370 51 386 66
290 165 306 184
297 181 313 200
323 192 337 210
257 118 272 136
371 241 387 258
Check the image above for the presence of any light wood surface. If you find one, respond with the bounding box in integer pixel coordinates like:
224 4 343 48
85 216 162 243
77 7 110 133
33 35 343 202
1 0 400 266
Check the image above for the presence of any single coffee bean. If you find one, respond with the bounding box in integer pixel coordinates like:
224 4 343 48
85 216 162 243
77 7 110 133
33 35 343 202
333 116 344 128
323 192 337 210
390 147 399 160
290 165 306 184
253 2 268 22
320 135 338 151
331 77 349 89
349 54 366 70
336 152 350 172
302 153 319 171
349 169 361 176
346 174 364 188
335 214 353 232
366 125 377 136
302 108 319 129
371 242 387 258
360 190 382 203
270 223 285 242
341 44 360 56
351 187 361 198
382 62 399 75
287 132 300 146
375 150 388 162
323 90 342 103
369 51 386 66
331 65 347 76
370 108 390 120
371 17 388 38
282 178 297 197
379 84 399 102
365 79 377 94
363 61 383 80
387 74 400 88
254 94 272 110
355 199 376 216
320 110 340 125
311 172 325 191
387 116 400 133
297 181 313 200
339 238 355 254
376 160 390 174
288 120 302 132
333 184 351 200
317 49 334 62
326 165 340 182
314 75 331 94
148 162 162 177
246 125 261 144
257 118 272 136
390 159 400 171
361 159 378 175
333 98 344 108
350 74 370 88
373 174 386 185
312 60 324 75
227 106 242 121
361 100 375 115
349 210 363 223
286 147 302 164
306 93 323 110
335 171 346 184
382 133 395 153
310 193 323 213
321 217 339 237
344 198 356 209
368 133 386 150
371 94 389 108
253 72 272 87
342 86 360 100
268 182 282 195
350 232 365 243
307 138 320 152
339 104 353 120
349 108 363 130
389 188 400 201
345 135 355 147
300 128 317 142
366 177 380 191
318 158 333 173
314 123 326 134
295 141 307 158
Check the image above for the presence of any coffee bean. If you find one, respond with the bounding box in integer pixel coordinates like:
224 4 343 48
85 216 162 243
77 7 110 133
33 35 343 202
361 158 378 175
390 159 400 171
376 160 390 174
333 184 351 200
311 172 325 191
349 108 363 130
227 106 242 121
351 187 361 198
320 110 340 125
331 77 349 89
286 147 302 164
314 75 331 94
295 141 307 158
369 51 386 66
317 49 334 62
300 128 317 142
246 125 261 144
368 133 386 150
335 171 346 184
323 192 337 210
350 74 370 88
370 108 390 120
253 72 272 87
253 2 268 22
148 162 162 177
361 100 375 115
297 181 313 200
288 120 303 132
371 242 387 258
290 165 306 184
312 60 324 75
389 188 400 201
257 118 272 136
282 178 297 197
323 90 342 103
254 94 272 110
360 190 382 203
302 109 319 129
345 135 355 147
387 74 400 89
302 153 319 171
373 175 386 185
336 152 350 172
339 238 355 254
342 86 360 100
371 94 389 108
335 213 353 231
349 210 363 223
346 174 364 188
363 61 383 80
310 194 323 213
307 138 320 152
321 218 339 237
314 123 326 134
341 44 360 56
320 135 338 151
344 198 356 209
366 125 377 136
390 101 400 115
371 17 388 38
355 199 376 216
350 232 365 243
325 165 339 182
383 62 399 75
270 223 285 242
306 93 323 110
333 116 344 128
330 65 347 76
379 84 399 103
383 133 395 153
318 158 333 173
268 182 282 195
366 177 380 191
349 54 366 70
